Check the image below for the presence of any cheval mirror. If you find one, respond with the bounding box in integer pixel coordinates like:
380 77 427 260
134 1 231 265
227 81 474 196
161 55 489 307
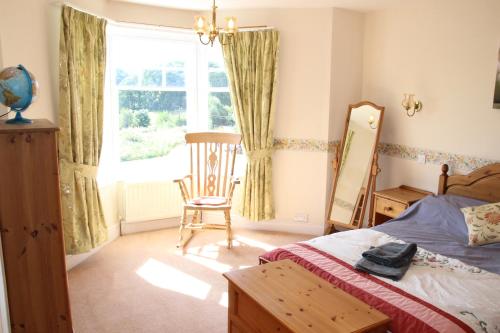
326 101 385 234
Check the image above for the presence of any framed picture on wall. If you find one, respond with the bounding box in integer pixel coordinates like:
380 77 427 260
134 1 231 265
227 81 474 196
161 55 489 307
494 47 500 109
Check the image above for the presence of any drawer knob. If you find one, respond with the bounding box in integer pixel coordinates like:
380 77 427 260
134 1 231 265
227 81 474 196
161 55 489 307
384 206 393 212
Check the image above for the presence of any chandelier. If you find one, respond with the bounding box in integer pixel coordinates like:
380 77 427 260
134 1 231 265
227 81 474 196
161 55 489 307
194 0 237 46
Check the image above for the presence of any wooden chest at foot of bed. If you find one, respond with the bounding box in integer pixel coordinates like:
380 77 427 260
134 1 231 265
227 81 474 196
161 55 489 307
223 259 390 333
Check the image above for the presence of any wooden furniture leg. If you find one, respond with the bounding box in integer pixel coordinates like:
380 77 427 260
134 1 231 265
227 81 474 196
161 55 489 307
177 208 192 248
224 209 233 249
192 210 200 224
190 210 198 236
326 224 338 234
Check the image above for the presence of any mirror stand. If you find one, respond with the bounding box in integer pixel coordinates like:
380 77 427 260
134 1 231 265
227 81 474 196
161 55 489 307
325 101 385 235
367 152 381 227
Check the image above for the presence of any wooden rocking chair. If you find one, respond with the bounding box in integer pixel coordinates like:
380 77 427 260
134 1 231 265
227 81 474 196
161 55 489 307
174 132 242 249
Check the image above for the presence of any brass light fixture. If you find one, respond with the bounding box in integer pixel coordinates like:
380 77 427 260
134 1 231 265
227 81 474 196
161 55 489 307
194 0 237 47
402 93 423 117
368 114 378 129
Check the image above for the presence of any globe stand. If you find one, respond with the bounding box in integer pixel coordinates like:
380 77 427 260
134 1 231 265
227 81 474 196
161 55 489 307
6 111 32 124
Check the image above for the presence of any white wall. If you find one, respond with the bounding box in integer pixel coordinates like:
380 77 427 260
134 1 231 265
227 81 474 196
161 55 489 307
0 0 59 121
106 1 197 27
362 0 500 191
330 8 365 141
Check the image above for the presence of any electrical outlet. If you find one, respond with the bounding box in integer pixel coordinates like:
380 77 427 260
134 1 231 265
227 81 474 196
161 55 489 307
417 153 426 164
293 213 308 223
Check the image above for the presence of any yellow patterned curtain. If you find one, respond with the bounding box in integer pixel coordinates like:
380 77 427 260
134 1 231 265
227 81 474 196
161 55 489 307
59 6 107 254
220 30 280 221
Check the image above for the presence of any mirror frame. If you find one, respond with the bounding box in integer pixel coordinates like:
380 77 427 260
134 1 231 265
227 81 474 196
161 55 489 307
326 101 385 233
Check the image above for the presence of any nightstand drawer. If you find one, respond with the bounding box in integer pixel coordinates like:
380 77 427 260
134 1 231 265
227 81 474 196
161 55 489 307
375 197 407 218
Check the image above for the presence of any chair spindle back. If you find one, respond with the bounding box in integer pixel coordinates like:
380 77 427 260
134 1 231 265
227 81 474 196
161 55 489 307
185 132 242 198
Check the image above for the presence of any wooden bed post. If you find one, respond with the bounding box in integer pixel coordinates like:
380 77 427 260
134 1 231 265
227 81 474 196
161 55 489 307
438 164 449 195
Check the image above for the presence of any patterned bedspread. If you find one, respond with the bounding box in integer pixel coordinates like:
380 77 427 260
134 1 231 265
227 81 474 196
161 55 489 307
260 229 500 333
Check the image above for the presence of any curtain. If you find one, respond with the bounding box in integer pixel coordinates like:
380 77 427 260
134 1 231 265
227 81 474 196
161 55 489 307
220 30 280 221
59 5 107 254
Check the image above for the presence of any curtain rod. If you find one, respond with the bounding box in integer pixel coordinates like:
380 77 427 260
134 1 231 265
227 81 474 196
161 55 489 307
112 20 269 31
50 1 270 32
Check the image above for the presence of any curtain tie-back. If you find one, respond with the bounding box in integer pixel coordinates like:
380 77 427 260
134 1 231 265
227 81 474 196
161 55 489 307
246 148 273 161
60 159 98 178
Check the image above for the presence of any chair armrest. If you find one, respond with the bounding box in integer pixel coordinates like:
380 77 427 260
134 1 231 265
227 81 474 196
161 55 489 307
173 175 192 203
173 174 192 183
227 177 240 203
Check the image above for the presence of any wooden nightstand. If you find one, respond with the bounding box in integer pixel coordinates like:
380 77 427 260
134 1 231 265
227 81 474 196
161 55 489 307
224 259 390 333
370 185 432 227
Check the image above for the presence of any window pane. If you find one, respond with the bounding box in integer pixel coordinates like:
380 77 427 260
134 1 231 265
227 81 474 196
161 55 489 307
208 92 236 131
116 68 138 86
118 90 187 162
167 60 185 68
142 69 162 87
209 71 228 88
119 90 186 112
166 71 185 87
208 61 222 69
119 127 186 162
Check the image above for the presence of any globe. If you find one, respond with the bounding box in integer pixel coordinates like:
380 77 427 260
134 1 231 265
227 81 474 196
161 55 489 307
0 65 38 124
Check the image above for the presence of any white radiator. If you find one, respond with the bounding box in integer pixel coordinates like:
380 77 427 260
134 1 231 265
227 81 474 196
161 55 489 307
119 181 183 223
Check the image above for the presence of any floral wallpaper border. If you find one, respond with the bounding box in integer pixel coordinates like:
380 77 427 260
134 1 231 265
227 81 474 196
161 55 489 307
273 137 498 172
273 138 336 152
377 143 498 172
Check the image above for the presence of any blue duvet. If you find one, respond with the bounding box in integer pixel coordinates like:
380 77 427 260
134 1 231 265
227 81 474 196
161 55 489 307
374 194 500 274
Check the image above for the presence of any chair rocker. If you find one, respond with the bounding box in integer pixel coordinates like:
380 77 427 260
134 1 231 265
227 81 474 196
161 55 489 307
174 132 242 249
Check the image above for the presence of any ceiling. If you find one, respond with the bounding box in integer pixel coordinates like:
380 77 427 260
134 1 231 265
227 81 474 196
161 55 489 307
110 0 402 12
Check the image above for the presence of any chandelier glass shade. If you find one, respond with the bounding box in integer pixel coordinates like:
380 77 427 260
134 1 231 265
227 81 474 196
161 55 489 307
194 0 237 46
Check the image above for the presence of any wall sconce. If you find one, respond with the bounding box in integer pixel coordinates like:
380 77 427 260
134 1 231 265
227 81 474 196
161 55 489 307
402 93 423 117
368 114 378 129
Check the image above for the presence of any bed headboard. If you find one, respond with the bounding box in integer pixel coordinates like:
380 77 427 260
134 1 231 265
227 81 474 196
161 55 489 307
438 163 500 203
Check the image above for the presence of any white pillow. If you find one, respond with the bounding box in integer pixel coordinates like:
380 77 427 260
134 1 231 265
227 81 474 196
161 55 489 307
461 202 500 246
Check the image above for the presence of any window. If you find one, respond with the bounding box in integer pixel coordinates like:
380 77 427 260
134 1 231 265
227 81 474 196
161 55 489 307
107 25 237 181
207 48 235 131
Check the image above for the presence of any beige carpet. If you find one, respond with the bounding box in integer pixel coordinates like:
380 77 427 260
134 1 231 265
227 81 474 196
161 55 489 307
68 227 310 333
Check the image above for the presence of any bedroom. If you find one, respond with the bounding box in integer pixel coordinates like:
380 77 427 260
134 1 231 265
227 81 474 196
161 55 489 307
0 0 499 332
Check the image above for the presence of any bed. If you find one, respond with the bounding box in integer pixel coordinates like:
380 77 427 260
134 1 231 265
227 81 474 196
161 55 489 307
259 164 500 333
